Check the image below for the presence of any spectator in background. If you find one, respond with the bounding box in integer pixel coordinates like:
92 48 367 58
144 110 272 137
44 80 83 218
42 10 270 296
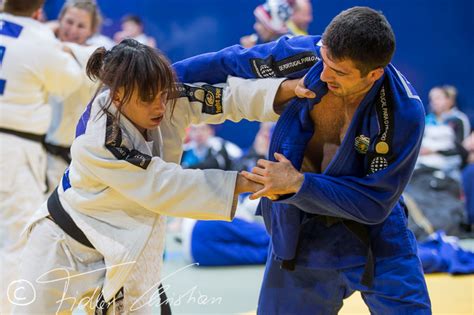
418 85 470 178
113 14 156 47
462 132 474 226
180 124 275 267
287 0 313 35
236 122 274 171
181 123 243 170
240 0 293 48
426 85 471 142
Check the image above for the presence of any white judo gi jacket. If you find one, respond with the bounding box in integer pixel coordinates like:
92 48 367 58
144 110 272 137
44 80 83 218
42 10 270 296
0 13 83 135
0 13 83 312
27 76 285 302
45 43 101 190
46 43 100 147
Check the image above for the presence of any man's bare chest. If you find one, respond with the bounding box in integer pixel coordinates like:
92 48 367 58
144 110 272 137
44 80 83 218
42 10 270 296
302 95 357 173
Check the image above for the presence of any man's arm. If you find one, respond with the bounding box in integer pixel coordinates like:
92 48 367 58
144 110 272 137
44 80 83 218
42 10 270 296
173 35 322 84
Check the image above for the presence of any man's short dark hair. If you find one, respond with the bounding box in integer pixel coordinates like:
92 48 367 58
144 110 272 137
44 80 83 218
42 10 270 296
4 0 44 16
322 6 395 77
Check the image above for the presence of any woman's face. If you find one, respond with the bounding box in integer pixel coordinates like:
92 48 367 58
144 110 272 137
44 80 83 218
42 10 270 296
58 7 94 44
429 88 451 116
115 88 167 134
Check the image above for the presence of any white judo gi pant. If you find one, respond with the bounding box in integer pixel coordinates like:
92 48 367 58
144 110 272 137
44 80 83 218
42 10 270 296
12 217 167 314
0 134 46 314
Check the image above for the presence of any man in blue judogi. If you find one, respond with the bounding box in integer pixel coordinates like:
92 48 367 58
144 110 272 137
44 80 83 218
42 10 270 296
174 6 432 314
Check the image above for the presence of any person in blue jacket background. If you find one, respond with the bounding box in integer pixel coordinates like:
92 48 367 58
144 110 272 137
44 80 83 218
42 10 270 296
174 6 431 314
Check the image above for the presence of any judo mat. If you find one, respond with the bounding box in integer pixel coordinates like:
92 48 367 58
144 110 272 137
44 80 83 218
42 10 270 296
160 259 474 315
338 273 474 315
73 234 473 314
155 235 474 315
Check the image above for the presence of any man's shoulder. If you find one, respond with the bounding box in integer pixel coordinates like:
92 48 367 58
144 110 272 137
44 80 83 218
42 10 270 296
386 65 425 121
387 64 422 104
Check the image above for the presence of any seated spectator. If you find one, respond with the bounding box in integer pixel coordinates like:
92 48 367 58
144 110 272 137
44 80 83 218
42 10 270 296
417 124 463 176
235 122 274 171
418 86 470 178
286 0 313 36
113 14 156 48
240 0 293 48
426 85 471 142
181 123 243 170
462 132 474 225
178 123 275 266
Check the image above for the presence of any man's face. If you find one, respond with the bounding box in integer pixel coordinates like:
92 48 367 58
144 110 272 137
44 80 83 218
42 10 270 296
320 46 380 98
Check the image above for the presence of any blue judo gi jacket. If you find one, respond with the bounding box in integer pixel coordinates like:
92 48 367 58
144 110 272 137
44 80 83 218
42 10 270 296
174 35 425 277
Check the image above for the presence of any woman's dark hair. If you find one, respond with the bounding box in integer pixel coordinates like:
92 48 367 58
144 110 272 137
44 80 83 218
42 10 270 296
86 39 177 123
322 6 395 77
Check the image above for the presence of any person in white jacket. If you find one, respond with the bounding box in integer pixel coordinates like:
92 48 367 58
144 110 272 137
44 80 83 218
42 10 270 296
45 0 103 193
11 39 304 314
0 0 83 312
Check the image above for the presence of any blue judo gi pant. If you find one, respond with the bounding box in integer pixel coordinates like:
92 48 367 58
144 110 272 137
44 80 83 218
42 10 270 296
258 247 431 315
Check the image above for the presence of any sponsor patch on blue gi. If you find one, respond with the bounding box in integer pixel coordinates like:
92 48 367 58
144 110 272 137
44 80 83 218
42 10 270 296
370 156 389 173
0 19 23 38
250 52 319 78
0 79 6 95
0 46 5 65
354 135 370 154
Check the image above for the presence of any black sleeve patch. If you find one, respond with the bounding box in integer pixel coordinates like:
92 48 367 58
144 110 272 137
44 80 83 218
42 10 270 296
105 114 152 169
250 52 319 78
177 84 223 115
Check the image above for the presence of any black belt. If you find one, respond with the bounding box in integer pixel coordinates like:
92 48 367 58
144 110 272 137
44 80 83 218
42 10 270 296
0 127 45 144
47 188 94 248
48 188 172 314
44 142 72 164
280 215 375 288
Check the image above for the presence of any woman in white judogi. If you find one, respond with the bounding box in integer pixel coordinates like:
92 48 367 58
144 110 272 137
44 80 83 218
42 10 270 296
45 0 104 191
0 1 84 312
12 39 298 314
